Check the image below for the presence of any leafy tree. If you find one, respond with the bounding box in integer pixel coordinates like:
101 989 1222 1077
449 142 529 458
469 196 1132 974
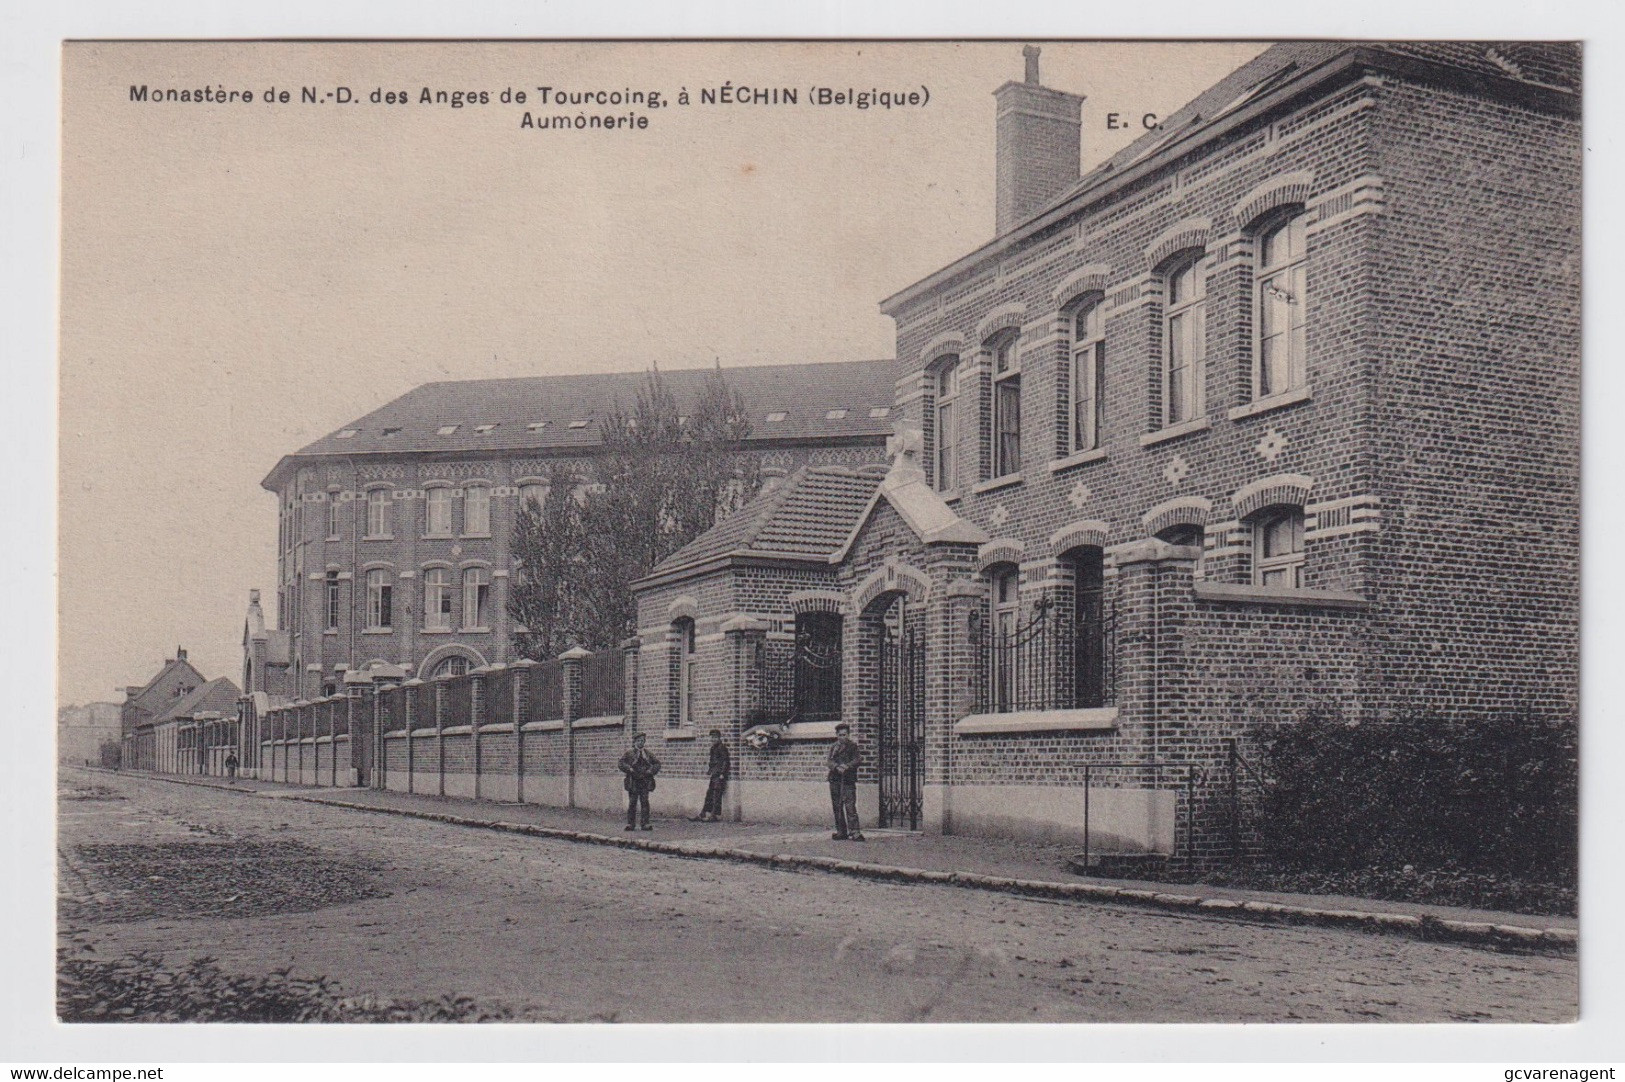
508 365 760 657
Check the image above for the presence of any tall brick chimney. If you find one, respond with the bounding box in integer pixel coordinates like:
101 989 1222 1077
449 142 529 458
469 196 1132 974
994 45 1084 236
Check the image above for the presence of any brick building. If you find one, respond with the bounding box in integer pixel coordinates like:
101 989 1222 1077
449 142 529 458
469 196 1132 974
251 360 896 703
119 647 205 770
629 42 1580 857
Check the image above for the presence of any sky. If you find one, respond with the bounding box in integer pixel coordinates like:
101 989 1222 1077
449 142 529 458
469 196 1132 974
58 40 1270 706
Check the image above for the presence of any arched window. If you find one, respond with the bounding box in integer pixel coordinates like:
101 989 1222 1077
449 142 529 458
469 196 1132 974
930 356 961 493
463 484 491 536
990 334 1022 478
1069 299 1105 454
462 567 490 629
518 482 549 513
1255 210 1308 398
673 618 697 729
792 612 843 722
1253 506 1305 587
1162 252 1208 427
423 567 453 630
365 488 391 539
425 487 454 537
1156 523 1205 580
365 569 392 631
430 655 470 679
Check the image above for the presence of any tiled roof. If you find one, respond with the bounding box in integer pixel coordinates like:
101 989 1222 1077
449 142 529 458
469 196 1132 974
152 677 242 725
649 466 884 577
1043 41 1579 226
127 658 206 714
267 359 897 487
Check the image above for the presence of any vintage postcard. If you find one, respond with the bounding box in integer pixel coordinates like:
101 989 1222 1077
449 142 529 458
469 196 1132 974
54 38 1580 1034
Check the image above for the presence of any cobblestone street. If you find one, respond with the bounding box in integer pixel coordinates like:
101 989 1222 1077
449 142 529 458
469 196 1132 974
58 769 1579 1023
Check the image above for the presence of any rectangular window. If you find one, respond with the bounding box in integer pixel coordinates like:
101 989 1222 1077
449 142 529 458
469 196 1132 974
1255 510 1305 587
932 359 959 493
1256 214 1308 398
463 484 491 535
366 569 392 631
324 571 341 631
1164 257 1208 426
995 376 1022 477
366 489 391 538
462 567 490 629
327 496 342 539
1071 303 1105 453
424 568 452 630
426 488 453 536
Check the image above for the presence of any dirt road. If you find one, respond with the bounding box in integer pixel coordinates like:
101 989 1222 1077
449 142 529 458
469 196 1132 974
57 769 1578 1023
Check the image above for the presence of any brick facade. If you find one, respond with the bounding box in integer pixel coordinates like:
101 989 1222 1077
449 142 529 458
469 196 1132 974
629 42 1580 862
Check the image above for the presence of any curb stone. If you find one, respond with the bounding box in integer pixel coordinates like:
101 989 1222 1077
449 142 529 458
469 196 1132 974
92 771 1575 955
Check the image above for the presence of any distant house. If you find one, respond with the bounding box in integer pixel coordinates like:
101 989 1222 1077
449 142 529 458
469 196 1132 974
120 647 206 770
58 702 122 766
149 677 244 775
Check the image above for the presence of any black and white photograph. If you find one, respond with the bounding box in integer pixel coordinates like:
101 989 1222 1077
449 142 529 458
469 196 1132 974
13 19 1611 1066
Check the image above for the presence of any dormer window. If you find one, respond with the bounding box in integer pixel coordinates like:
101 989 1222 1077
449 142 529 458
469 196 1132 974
765 411 787 423
380 427 401 437
869 407 890 419
335 429 359 440
567 419 590 430
825 408 849 420
526 421 548 432
474 423 498 434
437 425 459 436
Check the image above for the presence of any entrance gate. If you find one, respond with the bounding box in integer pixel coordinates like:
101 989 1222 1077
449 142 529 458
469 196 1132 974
876 602 925 830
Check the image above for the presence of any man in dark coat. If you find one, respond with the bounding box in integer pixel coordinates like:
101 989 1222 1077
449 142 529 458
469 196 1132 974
697 729 730 821
618 733 661 831
826 722 864 841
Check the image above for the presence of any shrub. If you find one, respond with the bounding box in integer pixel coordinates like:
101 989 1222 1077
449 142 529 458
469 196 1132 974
1251 710 1577 889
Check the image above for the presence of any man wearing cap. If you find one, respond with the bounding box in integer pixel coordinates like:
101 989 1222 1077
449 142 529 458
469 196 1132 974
618 732 661 831
697 728 730 822
826 722 864 840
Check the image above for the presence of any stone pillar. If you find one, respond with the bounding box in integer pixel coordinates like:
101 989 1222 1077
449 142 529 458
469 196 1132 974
470 666 488 801
560 645 591 808
621 637 641 729
402 678 423 794
936 574 989 834
434 676 448 797
344 668 373 787
510 658 535 803
1103 539 1200 763
722 616 766 823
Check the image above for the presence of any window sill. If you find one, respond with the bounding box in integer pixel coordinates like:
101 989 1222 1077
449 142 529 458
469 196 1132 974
1140 416 1211 447
779 720 843 741
362 628 394 635
1192 582 1367 610
420 627 453 635
323 629 338 636
573 714 625 730
661 728 697 741
326 535 341 542
461 533 492 540
1048 447 1107 474
1228 385 1312 422
955 707 1118 735
363 535 394 542
971 472 1024 495
422 534 455 541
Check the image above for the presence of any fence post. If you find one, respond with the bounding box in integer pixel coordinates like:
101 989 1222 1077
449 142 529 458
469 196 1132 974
434 677 448 797
470 666 488 801
1226 738 1239 867
560 646 591 809
403 679 422 794
620 638 641 729
511 658 535 804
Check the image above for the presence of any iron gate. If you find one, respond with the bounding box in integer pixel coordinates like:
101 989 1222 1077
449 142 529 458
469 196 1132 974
876 610 925 830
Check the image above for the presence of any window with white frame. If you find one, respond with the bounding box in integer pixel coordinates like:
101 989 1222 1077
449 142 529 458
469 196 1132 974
517 483 549 514
673 618 696 728
462 567 490 629
365 569 392 631
1255 211 1308 399
990 334 1021 478
1070 299 1105 454
1163 253 1208 427
990 565 1021 712
931 356 961 493
1253 507 1305 587
423 567 453 630
324 571 341 631
425 487 453 537
463 484 491 535
365 488 391 538
327 495 342 539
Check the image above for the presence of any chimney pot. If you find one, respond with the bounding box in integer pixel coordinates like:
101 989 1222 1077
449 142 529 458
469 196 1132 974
1023 44 1041 84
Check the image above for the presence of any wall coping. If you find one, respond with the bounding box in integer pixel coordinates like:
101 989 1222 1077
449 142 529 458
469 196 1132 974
1193 583 1369 610
955 708 1119 735
522 719 565 732
573 714 626 730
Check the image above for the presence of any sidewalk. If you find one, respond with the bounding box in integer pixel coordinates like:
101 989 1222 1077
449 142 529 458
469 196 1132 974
103 768 1577 952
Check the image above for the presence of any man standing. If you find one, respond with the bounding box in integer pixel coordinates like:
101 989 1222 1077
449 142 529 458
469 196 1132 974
698 729 730 822
224 751 239 781
826 722 864 841
618 732 661 831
